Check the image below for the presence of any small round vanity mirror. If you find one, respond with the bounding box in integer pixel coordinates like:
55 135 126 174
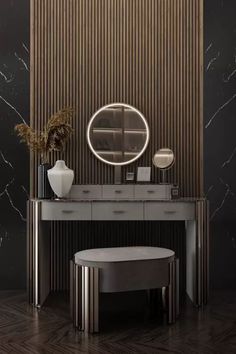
153 148 175 170
153 148 175 184
87 103 149 166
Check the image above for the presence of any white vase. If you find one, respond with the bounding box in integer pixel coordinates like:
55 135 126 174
47 160 74 198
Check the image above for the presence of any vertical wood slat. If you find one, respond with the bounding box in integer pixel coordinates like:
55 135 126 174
30 0 203 292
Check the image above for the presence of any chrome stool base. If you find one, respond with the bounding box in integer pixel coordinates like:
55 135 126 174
70 258 179 333
70 261 99 333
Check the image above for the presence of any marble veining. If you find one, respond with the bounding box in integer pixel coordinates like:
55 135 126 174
205 42 213 54
0 95 26 124
205 92 236 129
205 184 214 197
0 226 8 248
0 174 26 222
221 145 236 168
0 150 26 221
206 51 220 72
223 67 236 83
22 42 29 54
210 179 233 220
21 185 29 198
14 52 29 71
222 53 236 82
0 150 14 169
0 69 14 83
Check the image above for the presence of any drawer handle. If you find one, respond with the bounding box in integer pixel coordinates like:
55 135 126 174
113 210 125 214
115 190 122 194
62 210 76 214
147 190 155 194
164 210 177 214
82 190 90 194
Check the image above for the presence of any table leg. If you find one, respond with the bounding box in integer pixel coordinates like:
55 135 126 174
27 200 50 307
186 200 209 307
186 220 196 305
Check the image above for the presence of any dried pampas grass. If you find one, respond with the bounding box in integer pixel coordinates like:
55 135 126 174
15 107 74 163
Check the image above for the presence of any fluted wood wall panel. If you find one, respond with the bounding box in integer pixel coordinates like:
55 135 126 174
30 0 203 292
30 0 203 197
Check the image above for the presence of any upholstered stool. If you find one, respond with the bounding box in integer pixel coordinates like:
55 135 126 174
70 246 179 333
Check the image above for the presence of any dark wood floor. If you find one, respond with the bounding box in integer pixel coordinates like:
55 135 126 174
0 290 235 354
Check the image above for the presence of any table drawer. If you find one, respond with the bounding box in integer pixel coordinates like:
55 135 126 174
92 202 143 220
68 185 102 199
144 202 195 220
41 202 91 220
102 185 134 199
134 185 171 200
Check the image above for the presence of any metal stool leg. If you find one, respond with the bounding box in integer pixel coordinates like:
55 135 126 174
70 260 82 328
70 261 99 333
176 258 179 317
166 258 179 324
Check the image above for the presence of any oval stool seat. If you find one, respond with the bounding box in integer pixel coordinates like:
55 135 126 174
74 246 175 293
75 246 175 265
70 246 179 333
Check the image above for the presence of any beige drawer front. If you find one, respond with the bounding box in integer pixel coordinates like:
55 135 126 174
134 185 171 200
102 185 134 199
92 202 143 220
144 202 195 220
41 202 91 220
68 185 102 199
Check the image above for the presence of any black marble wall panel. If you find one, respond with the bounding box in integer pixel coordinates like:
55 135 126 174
0 0 29 289
205 0 236 288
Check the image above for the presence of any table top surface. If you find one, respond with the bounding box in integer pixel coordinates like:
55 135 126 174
30 197 206 203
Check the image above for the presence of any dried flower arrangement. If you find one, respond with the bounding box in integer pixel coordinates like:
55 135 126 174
15 107 74 163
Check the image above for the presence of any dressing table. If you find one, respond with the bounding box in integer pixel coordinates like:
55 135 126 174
27 185 209 309
27 103 209 310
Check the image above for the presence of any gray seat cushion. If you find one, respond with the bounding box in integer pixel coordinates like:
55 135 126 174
74 246 174 266
74 247 175 293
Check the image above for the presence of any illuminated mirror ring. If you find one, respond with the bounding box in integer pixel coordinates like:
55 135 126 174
87 103 150 166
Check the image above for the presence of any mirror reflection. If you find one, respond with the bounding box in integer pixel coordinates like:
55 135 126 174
87 103 149 166
153 148 175 170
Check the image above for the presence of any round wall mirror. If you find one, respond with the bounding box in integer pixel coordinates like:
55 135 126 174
87 103 149 166
153 148 175 170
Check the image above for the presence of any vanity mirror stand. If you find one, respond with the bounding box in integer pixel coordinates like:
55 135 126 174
114 166 122 184
153 148 175 184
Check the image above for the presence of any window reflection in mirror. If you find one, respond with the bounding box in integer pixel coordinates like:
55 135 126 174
87 104 149 165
